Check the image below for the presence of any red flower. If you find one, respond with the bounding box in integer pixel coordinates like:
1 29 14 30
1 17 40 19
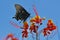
12 38 18 40
43 28 48 36
22 22 29 38
5 33 19 40
29 23 38 33
6 33 13 40
43 28 51 36
22 29 28 38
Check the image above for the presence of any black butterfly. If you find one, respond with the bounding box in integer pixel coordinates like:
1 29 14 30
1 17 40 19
13 4 30 22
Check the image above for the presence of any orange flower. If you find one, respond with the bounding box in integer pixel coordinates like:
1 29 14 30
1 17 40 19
30 18 36 22
23 22 29 30
30 17 43 25
48 19 53 23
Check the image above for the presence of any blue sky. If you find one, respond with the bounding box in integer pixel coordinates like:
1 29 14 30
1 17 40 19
0 0 60 40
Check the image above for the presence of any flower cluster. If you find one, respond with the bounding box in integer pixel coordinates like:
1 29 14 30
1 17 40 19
43 20 56 36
